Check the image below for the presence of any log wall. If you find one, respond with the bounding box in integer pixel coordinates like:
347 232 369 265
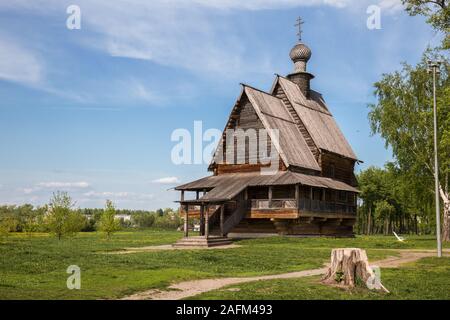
230 217 355 237
320 151 357 186
214 95 287 174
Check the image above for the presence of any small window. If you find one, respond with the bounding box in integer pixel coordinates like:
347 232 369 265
329 164 335 178
338 191 347 202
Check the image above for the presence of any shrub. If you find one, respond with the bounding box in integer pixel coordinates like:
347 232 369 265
132 213 155 228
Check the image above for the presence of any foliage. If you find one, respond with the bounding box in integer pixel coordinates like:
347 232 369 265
357 164 437 235
335 271 344 283
132 212 155 228
98 200 121 239
368 49 450 240
369 50 450 179
402 0 450 49
45 192 85 240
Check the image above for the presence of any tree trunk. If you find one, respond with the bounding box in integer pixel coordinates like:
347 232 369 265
323 248 389 292
439 186 450 242
442 199 450 242
367 206 372 235
414 214 418 235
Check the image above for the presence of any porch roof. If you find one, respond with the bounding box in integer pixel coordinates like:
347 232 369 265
176 171 359 202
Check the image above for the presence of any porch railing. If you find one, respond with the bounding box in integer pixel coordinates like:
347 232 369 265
180 205 219 214
249 198 356 214
250 199 297 209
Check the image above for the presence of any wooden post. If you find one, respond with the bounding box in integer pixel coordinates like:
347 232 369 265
196 190 199 200
200 204 204 236
310 187 313 200
180 190 185 221
220 204 225 237
205 204 209 238
184 205 189 238
268 186 273 208
295 184 300 210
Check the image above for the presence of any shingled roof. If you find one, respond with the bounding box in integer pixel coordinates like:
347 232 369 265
243 85 321 171
175 171 359 202
272 75 357 160
209 84 321 172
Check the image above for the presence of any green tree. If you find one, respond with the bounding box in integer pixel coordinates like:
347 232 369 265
98 200 120 239
357 166 390 234
0 214 17 239
374 200 396 235
46 191 84 240
132 212 155 228
402 0 449 49
369 50 450 240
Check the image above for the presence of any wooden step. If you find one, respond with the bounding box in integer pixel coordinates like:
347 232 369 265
172 236 233 248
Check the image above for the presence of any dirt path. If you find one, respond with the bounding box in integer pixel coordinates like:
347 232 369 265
121 249 448 300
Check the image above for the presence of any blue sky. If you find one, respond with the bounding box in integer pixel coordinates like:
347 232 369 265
0 0 441 209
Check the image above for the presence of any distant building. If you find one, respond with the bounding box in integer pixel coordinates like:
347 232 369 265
115 214 131 222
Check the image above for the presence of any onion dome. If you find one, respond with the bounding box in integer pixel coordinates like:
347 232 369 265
289 42 312 63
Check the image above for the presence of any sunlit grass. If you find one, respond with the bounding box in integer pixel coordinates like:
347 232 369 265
192 257 450 300
0 231 446 299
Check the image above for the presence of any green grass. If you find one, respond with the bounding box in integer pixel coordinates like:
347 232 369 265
0 231 447 299
191 257 450 300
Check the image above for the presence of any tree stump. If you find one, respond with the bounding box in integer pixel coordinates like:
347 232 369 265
322 248 389 292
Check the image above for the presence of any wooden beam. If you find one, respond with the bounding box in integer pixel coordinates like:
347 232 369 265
205 204 209 238
220 204 225 237
249 209 299 219
180 191 185 216
295 184 300 210
310 187 313 200
200 205 205 236
196 191 199 200
268 186 273 208
184 205 189 238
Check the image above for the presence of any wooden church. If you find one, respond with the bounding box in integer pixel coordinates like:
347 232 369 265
174 22 360 246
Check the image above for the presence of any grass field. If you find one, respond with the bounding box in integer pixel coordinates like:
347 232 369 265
191 257 450 300
0 230 448 300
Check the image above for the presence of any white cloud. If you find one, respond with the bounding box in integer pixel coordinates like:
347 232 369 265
82 191 154 201
152 176 181 184
191 0 353 10
379 0 404 13
0 0 366 81
0 34 43 86
18 182 89 195
129 79 164 103
37 181 90 189
22 188 35 194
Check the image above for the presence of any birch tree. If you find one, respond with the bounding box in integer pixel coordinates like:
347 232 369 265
369 51 450 241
